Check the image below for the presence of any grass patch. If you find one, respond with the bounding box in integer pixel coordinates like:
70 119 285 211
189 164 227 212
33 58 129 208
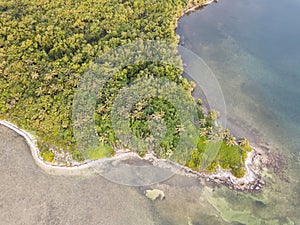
87 144 115 160
41 150 55 163
186 136 247 177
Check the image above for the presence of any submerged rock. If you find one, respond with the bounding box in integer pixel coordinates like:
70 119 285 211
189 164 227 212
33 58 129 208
145 189 165 201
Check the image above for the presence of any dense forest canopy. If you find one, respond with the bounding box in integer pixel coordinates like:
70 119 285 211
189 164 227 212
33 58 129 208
0 0 250 177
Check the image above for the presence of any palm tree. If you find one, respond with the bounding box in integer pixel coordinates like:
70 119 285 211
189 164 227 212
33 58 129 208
31 72 40 79
35 87 44 96
98 136 106 143
200 127 207 137
151 112 163 120
208 109 219 122
200 118 206 127
136 100 148 111
132 110 143 119
96 104 106 114
226 136 236 146
176 124 185 133
206 126 213 136
223 128 231 141
238 137 249 147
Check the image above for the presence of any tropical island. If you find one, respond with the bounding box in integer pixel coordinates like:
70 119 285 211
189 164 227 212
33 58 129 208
0 0 266 190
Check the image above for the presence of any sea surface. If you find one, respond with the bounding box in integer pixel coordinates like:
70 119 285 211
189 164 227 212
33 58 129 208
176 0 300 224
1 0 299 224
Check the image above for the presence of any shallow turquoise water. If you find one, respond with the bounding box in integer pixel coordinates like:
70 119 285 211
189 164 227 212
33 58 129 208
175 0 300 224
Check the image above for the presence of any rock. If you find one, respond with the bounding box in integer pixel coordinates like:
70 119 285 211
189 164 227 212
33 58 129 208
145 189 165 201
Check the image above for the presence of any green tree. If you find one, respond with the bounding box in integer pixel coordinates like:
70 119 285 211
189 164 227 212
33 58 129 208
208 109 219 122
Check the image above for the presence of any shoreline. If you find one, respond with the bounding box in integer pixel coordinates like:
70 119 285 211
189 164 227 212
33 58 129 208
183 0 219 15
0 0 268 191
0 120 266 191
